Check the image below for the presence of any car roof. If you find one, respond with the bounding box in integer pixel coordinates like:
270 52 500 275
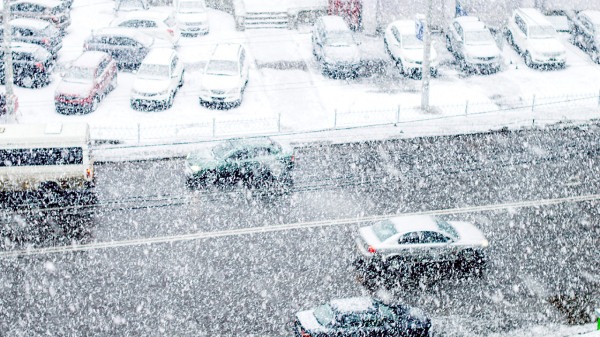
580 10 600 25
319 15 350 32
454 16 487 31
142 48 175 65
91 27 154 45
329 297 375 314
227 137 276 150
389 215 440 234
210 43 242 61
10 18 51 30
516 8 552 26
10 41 44 53
389 20 416 34
72 51 110 68
12 0 63 8
115 9 172 21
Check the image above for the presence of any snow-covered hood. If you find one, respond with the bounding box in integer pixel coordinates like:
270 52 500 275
201 74 241 92
463 44 501 58
177 11 208 23
403 48 437 63
450 221 487 246
132 78 170 94
528 38 565 55
55 81 93 97
296 310 327 333
324 44 360 64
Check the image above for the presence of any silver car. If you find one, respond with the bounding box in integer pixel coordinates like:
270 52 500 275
355 215 488 270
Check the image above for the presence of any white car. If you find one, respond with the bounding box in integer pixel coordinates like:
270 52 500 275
198 43 249 108
446 16 502 73
110 11 181 46
175 0 209 36
384 20 438 77
505 7 566 68
355 215 488 270
130 48 184 110
311 15 361 75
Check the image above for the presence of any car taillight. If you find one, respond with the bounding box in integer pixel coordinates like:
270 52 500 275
368 245 377 253
299 329 311 337
167 28 174 36
35 62 44 71
51 16 59 23
86 168 92 178
291 155 295 162
42 38 50 45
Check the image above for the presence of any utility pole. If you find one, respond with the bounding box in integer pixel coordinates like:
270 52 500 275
420 0 433 112
2 0 16 123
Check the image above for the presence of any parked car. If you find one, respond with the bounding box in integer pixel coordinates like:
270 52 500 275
9 0 71 32
312 15 361 75
0 42 54 88
110 11 181 46
384 19 438 77
114 0 149 13
197 43 249 108
445 16 502 73
83 28 169 70
54 51 117 114
130 48 184 110
0 93 19 116
355 215 488 274
0 18 63 58
175 0 209 36
293 297 431 337
504 7 566 68
570 10 600 63
185 138 294 190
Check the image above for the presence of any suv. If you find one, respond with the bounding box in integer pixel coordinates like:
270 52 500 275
83 28 169 69
110 11 181 46
445 16 502 73
570 10 600 63
175 0 209 36
130 48 185 110
54 51 117 114
312 15 361 75
9 0 71 33
0 42 54 88
198 43 249 108
0 18 62 58
505 8 566 68
384 19 438 77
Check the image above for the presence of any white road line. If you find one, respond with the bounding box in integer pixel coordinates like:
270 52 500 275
2 193 599 259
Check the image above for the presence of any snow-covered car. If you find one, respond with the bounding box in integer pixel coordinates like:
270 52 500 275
445 16 502 73
9 0 71 32
505 7 566 68
570 10 600 63
113 0 148 13
185 138 294 190
355 215 488 272
384 19 438 77
312 15 361 75
110 11 181 47
175 0 209 36
0 18 62 58
0 42 55 88
54 51 117 114
293 297 431 337
130 48 184 110
198 43 249 108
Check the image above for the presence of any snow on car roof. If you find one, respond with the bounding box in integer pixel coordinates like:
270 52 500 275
389 215 439 234
517 8 552 26
329 297 374 314
390 20 416 34
142 48 176 65
320 15 350 32
210 43 242 61
72 51 109 68
92 27 154 46
455 16 487 31
580 10 600 25
116 9 173 21
12 0 63 8
10 41 43 53
10 18 51 30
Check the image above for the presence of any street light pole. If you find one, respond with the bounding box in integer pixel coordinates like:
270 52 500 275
420 0 433 112
2 0 16 123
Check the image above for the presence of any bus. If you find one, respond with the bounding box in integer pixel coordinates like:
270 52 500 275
0 123 95 205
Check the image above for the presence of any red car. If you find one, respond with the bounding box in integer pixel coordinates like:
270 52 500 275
54 51 117 114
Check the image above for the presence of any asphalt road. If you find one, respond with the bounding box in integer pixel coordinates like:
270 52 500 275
1 124 599 336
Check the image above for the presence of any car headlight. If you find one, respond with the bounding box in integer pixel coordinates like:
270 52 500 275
190 165 200 172
481 239 489 248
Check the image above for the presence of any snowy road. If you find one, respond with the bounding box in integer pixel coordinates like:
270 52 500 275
1 125 599 336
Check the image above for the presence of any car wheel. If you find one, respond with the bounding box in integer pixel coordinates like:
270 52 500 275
445 35 452 52
524 52 533 68
20 76 34 88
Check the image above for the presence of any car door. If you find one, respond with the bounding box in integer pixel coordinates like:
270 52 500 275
338 314 368 337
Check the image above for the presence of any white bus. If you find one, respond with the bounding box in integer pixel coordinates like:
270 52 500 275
0 123 95 204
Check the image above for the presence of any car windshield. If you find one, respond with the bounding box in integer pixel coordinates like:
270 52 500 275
464 30 495 45
63 66 95 83
211 141 237 159
402 34 423 49
177 1 205 13
206 60 238 76
137 64 169 79
435 218 459 239
313 304 335 326
326 31 355 47
529 25 556 38
372 220 398 241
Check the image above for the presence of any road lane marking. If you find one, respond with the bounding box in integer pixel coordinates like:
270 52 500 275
1 193 599 258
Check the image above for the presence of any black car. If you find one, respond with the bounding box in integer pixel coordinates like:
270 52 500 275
9 0 71 33
83 28 168 70
0 18 63 58
570 10 600 63
0 42 55 88
293 297 431 337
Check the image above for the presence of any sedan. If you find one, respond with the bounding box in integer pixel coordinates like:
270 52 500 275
384 20 438 77
0 18 62 58
355 215 488 272
293 297 431 337
445 16 502 73
185 138 294 190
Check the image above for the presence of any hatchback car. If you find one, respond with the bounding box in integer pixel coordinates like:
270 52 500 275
355 215 488 272
9 0 71 32
0 18 62 58
198 43 249 108
384 20 438 77
312 15 361 75
83 28 168 70
445 16 502 73
293 297 431 337
110 11 181 46
505 7 566 68
0 42 54 88
130 48 185 110
175 0 209 36
185 138 294 190
570 10 600 63
54 51 117 114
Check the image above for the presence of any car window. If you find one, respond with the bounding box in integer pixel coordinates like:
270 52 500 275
117 37 137 46
435 218 459 239
14 28 34 37
97 59 108 76
359 312 382 327
139 20 158 28
391 26 401 43
119 20 139 28
398 232 422 245
421 231 451 244
453 22 462 37
13 52 33 62
253 147 272 157
340 314 362 328
228 150 250 161
170 56 178 73
515 15 527 35
313 304 335 327
372 220 397 241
